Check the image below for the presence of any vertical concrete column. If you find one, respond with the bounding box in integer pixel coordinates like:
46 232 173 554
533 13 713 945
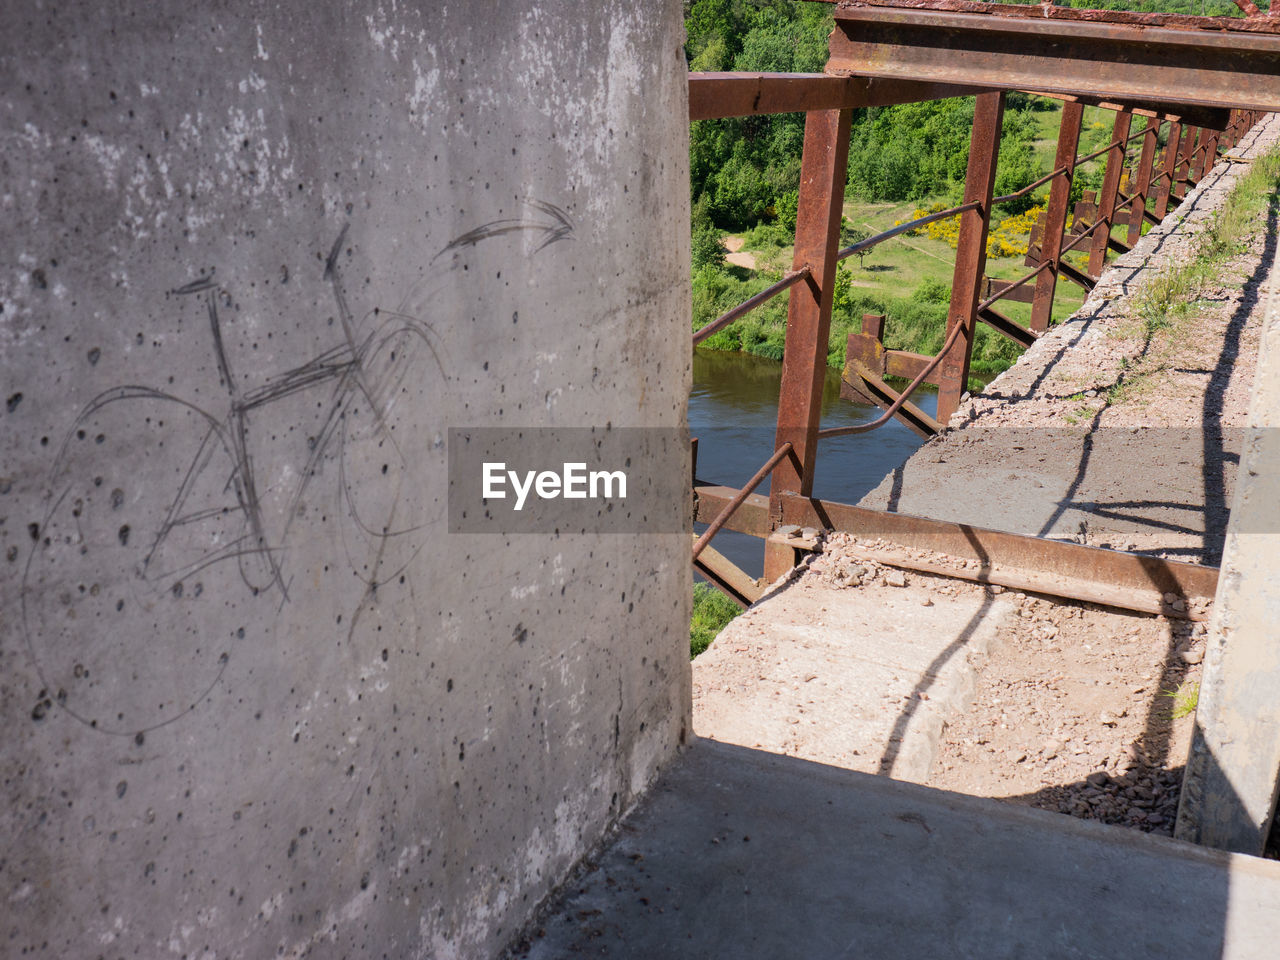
936 92 1004 425
764 108 852 582
1031 100 1084 335
1176 286 1280 856
0 2 692 957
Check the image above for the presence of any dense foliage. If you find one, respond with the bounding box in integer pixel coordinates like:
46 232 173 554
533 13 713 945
686 1 1049 228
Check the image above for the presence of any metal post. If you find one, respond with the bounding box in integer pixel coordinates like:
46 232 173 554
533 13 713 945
1155 120 1181 219
1030 100 1084 335
1127 116 1159 248
1204 128 1221 175
763 107 852 582
936 91 1005 425
1088 109 1131 278
1174 125 1196 200
1191 127 1207 183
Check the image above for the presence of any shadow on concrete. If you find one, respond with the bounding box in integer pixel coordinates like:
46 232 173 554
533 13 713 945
876 593 996 778
515 739 1276 960
1201 184 1278 566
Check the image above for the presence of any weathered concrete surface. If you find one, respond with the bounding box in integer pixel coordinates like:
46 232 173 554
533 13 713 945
522 739 1280 959
0 3 690 958
1177 253 1280 854
694 563 1014 782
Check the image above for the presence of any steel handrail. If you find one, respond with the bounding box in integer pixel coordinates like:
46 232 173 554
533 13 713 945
836 201 981 262
693 125 1147 350
975 259 1052 313
692 442 795 561
1074 125 1147 168
692 267 811 345
992 164 1069 207
816 318 966 439
1057 216 1108 258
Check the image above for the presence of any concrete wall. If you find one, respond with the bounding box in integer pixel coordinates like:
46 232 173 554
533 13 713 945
0 2 691 957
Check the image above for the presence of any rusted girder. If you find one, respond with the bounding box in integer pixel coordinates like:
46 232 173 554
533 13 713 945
1030 92 1230 135
688 72 995 120
829 0 1280 112
691 483 1218 620
765 108 852 581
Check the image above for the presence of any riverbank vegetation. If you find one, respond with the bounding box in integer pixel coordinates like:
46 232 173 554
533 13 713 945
691 583 743 658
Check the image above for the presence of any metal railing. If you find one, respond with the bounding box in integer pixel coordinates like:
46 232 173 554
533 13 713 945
686 2 1271 579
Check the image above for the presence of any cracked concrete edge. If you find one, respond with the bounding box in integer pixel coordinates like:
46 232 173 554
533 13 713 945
1176 240 1280 855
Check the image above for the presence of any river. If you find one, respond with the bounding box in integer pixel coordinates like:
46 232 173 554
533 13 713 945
690 348 938 579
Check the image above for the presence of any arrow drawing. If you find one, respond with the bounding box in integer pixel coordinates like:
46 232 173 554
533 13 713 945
435 198 575 260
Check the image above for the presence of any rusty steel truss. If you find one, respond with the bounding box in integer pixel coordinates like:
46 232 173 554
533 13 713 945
689 0 1278 593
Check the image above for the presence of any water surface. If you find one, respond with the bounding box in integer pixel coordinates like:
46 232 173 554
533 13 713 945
690 348 937 578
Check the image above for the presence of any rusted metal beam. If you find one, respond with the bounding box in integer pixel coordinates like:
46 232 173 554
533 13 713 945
1058 258 1096 293
692 537 763 609
982 276 1034 304
978 305 1036 349
688 72 996 120
1191 127 1210 183
821 321 965 440
829 0 1280 112
1089 110 1131 276
1174 125 1197 199
1204 128 1222 177
691 483 1218 619
937 91 1003 424
1154 120 1179 220
765 108 852 581
844 332 939 384
1128 117 1160 249
841 360 940 438
1031 101 1083 334
1030 91 1229 134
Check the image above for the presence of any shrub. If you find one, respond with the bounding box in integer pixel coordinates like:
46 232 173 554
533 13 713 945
692 225 727 271
691 582 742 658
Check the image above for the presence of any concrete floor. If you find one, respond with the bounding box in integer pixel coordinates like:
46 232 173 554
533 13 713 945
520 739 1280 959
694 570 1015 782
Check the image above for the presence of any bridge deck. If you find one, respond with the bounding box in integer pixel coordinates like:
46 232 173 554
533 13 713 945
521 739 1280 959
689 114 1279 793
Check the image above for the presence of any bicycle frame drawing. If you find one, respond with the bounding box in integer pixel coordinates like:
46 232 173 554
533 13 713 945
21 201 574 735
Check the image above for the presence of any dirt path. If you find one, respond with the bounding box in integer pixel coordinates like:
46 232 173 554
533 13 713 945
722 235 757 270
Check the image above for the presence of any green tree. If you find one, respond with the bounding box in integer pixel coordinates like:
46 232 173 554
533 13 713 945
691 224 727 271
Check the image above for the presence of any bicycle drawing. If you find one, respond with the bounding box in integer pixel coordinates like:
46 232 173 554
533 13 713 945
22 201 574 735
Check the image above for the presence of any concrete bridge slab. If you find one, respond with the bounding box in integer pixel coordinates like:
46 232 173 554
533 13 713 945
520 738 1280 960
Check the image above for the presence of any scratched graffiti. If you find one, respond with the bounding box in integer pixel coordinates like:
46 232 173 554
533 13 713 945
21 201 574 735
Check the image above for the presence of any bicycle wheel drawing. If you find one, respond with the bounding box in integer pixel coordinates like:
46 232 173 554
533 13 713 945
22 388 269 734
332 311 445 588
